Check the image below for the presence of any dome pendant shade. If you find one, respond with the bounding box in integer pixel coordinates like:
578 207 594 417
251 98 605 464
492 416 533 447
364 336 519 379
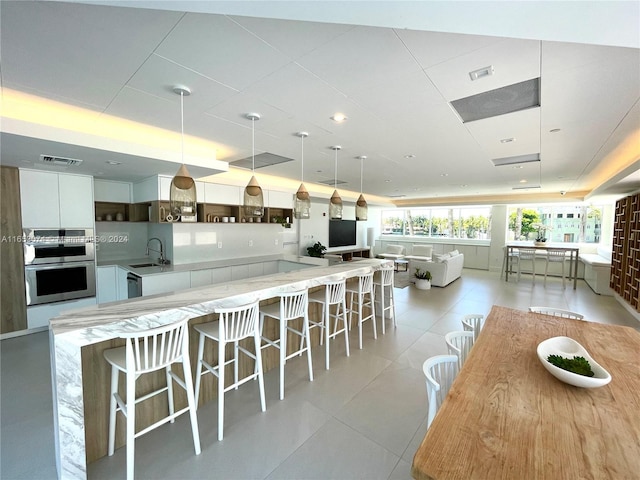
244 175 264 217
329 189 343 219
294 182 311 219
356 193 368 221
170 164 197 220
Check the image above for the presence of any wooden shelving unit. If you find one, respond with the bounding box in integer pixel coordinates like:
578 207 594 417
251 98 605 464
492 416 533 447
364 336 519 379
610 193 640 313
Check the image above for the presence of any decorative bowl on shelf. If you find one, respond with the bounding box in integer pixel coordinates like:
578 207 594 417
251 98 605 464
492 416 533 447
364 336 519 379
536 336 611 388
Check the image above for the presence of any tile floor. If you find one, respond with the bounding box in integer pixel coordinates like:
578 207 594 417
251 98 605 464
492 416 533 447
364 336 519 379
1 269 638 479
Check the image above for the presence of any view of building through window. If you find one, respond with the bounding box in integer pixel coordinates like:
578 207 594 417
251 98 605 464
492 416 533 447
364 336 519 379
381 204 603 243
381 207 492 239
507 204 602 243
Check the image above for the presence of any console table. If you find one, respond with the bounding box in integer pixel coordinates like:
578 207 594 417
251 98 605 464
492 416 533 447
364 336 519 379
325 246 371 262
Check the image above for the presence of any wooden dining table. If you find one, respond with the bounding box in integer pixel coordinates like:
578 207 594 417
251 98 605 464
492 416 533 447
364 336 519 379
411 305 640 480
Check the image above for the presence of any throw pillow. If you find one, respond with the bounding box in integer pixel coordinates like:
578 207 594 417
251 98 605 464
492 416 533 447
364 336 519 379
450 249 459 257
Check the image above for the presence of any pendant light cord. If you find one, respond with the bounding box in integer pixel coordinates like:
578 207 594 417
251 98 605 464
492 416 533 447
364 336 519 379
334 148 338 189
360 157 364 193
180 90 185 164
252 116 256 173
301 134 304 183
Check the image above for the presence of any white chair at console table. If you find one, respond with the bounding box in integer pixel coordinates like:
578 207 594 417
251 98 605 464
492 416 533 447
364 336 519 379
504 242 579 290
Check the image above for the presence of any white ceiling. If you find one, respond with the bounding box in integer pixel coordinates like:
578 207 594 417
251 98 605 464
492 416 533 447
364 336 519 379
1 0 639 204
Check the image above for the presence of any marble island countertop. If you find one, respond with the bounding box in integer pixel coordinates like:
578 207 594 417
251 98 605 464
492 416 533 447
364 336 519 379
51 258 390 341
97 253 325 277
50 257 392 479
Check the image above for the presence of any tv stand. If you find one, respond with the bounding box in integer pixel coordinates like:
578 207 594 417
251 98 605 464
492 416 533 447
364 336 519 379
325 247 371 262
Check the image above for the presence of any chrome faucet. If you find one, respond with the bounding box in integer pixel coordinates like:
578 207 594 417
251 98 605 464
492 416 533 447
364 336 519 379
146 237 167 265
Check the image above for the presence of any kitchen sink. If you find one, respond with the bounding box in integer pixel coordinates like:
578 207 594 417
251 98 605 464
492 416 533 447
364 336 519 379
129 263 161 268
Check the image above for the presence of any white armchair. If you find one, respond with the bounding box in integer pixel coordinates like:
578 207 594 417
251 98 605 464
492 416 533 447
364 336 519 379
378 244 405 260
405 244 433 263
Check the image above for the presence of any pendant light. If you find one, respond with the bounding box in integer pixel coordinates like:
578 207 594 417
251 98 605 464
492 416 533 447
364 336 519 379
294 131 311 219
243 113 264 218
356 155 368 221
329 146 343 220
169 85 197 222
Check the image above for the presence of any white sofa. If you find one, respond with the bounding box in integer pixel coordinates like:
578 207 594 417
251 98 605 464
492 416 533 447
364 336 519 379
409 250 464 287
379 244 405 260
404 244 433 263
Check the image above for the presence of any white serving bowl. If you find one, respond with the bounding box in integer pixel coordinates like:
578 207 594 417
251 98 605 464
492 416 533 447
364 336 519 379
536 336 611 388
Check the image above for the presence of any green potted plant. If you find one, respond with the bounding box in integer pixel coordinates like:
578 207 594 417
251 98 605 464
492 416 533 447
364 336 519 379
414 268 432 290
307 241 327 258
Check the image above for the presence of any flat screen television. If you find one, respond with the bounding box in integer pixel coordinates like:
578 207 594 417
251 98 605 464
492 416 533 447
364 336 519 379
329 220 357 247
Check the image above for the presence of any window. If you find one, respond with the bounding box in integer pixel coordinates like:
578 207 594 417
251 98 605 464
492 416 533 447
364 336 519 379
381 206 491 240
507 204 603 243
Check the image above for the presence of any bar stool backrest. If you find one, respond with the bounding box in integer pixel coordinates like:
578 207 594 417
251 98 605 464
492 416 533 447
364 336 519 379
529 306 584 319
217 301 260 342
323 279 346 305
279 289 309 319
378 266 394 287
445 330 475 369
358 271 374 293
423 354 459 429
120 317 189 374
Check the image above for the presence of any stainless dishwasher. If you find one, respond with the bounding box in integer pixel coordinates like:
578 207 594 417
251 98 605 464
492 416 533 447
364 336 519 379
127 273 142 298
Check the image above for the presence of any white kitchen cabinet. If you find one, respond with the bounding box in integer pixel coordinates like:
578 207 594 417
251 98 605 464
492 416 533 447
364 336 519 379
20 170 60 228
263 261 278 275
132 175 173 203
97 266 118 303
231 263 264 280
203 182 242 205
267 189 293 208
97 266 129 303
211 267 231 284
20 169 93 228
94 179 132 203
59 174 94 226
27 297 96 329
190 269 213 288
141 271 191 296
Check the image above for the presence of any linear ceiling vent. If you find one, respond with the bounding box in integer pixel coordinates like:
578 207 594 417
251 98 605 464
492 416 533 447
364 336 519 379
512 185 541 190
492 153 540 167
451 78 540 123
231 152 293 170
40 154 83 166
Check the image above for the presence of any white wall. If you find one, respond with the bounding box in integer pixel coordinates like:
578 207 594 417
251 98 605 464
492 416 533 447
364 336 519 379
297 199 381 257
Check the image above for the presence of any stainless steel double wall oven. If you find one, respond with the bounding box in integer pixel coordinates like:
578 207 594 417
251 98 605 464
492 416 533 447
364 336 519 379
23 228 96 305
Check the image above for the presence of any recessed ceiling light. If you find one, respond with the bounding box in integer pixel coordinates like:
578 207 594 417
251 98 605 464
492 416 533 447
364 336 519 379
330 113 347 123
385 179 391 183
513 165 524 169
404 154 415 159
520 179 527 183
440 173 449 177
550 128 561 133
468 65 494 81
460 184 468 187
106 161 122 166
500 137 516 143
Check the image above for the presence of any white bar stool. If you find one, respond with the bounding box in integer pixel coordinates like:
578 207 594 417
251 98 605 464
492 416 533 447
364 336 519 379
258 288 313 400
373 265 396 334
516 248 537 283
345 271 377 349
544 249 567 287
308 279 350 370
193 300 266 441
103 317 201 480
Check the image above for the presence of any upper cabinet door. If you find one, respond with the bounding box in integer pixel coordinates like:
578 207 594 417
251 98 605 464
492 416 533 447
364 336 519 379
204 182 242 205
59 174 94 227
267 190 293 208
20 170 60 228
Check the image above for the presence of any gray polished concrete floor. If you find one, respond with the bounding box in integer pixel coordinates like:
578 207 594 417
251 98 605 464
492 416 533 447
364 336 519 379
2 269 638 479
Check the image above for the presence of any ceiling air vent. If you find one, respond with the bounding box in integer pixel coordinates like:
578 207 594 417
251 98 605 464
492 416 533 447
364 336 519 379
492 153 540 167
318 179 348 186
40 154 83 166
231 152 293 170
451 78 540 123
